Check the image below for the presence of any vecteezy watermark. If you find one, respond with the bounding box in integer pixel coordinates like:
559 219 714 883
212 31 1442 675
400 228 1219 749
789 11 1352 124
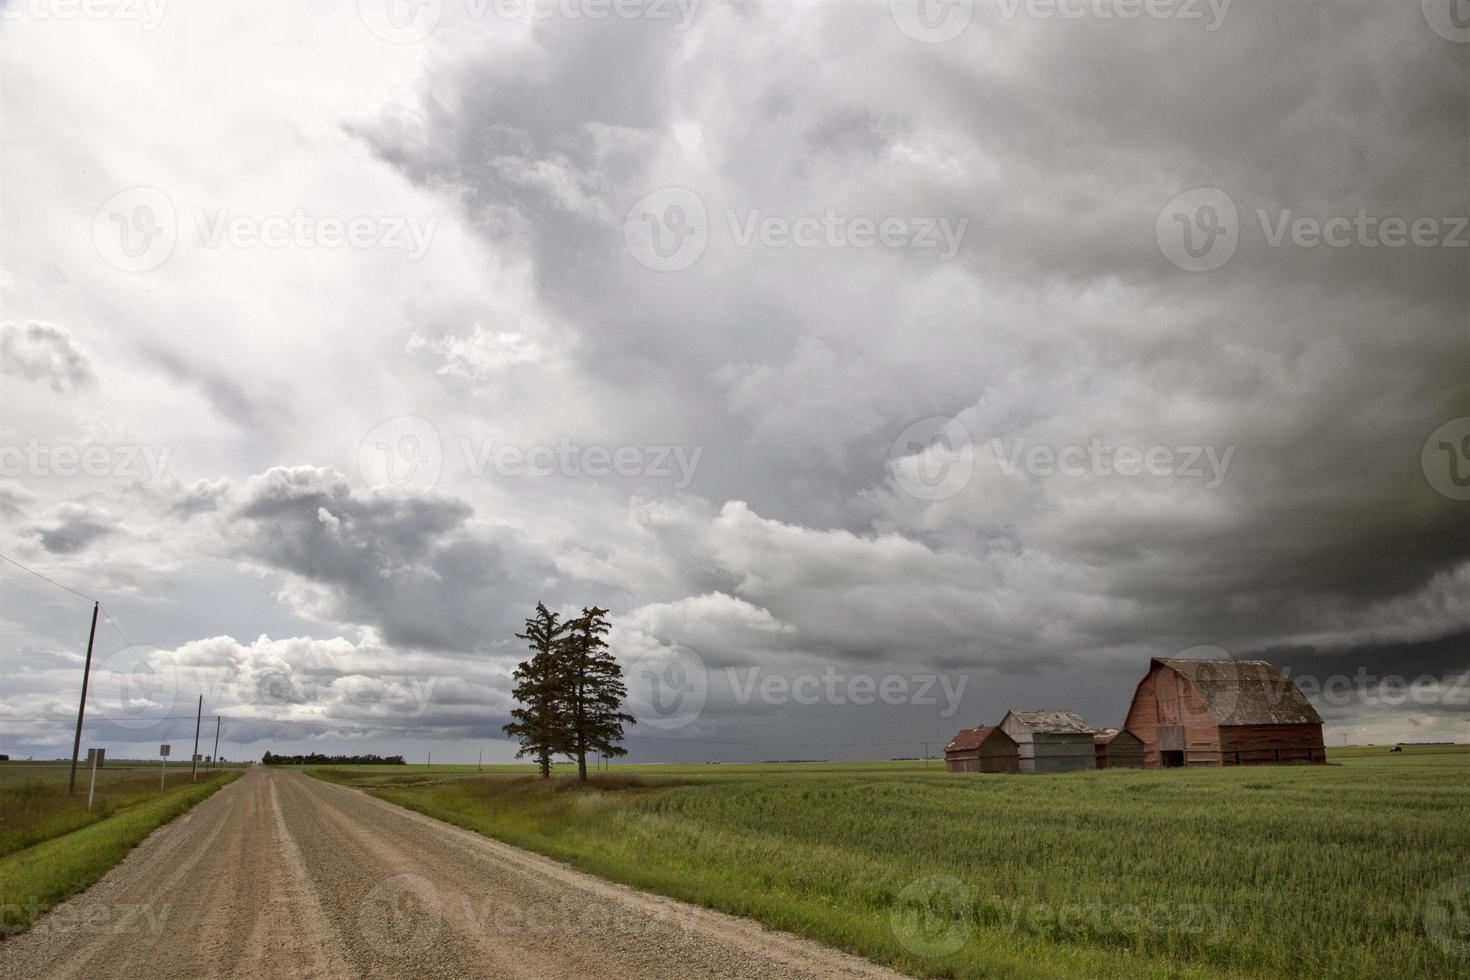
358 875 442 958
461 437 703 490
995 0 1231 30
0 0 168 29
726 668 969 718
992 437 1235 489
358 416 444 500
1423 876 1470 959
1422 0 1470 44
891 875 973 957
888 416 976 502
623 187 709 272
1156 187 1240 272
193 209 438 260
622 188 971 272
92 188 440 272
1289 669 1470 711
889 0 976 44
1422 417 1470 501
253 669 440 717
887 418 1235 502
622 645 708 731
988 897 1230 944
0 440 173 484
358 0 701 42
725 209 969 260
93 644 179 731
0 898 170 938
1158 187 1469 272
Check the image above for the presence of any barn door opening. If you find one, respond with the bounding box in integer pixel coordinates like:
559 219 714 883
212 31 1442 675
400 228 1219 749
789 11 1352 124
1160 750 1185 768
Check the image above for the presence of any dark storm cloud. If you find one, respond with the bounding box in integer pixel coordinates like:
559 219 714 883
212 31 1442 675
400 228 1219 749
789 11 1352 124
355 1 1468 697
33 504 118 554
231 466 562 653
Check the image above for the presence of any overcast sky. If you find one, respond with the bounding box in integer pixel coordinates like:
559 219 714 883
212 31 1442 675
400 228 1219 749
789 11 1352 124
1 0 1466 763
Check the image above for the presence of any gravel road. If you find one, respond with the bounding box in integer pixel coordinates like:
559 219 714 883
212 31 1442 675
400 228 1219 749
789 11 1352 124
0 768 908 979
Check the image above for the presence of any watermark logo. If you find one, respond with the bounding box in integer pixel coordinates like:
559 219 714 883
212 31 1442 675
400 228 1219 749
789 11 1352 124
357 416 443 500
624 187 708 272
1157 187 1239 272
93 644 178 731
889 0 975 43
1422 0 1470 43
358 0 442 42
193 209 439 260
1421 417 1470 501
889 416 975 502
1423 876 1470 959
358 874 442 958
460 437 702 489
1173 645 1239 721
623 645 707 731
93 187 178 273
890 875 973 957
727 667 968 718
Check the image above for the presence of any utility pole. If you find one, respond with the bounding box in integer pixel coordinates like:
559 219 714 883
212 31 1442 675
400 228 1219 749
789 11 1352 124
211 717 221 774
922 741 930 766
190 695 202 781
477 748 482 771
87 749 99 810
67 601 100 795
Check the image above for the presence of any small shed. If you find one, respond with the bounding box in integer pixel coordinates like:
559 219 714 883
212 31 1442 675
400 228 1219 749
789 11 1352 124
1093 728 1145 769
943 725 1020 773
998 709 1097 773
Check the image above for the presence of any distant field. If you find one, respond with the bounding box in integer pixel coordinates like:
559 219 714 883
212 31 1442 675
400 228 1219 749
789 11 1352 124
316 745 1470 980
0 764 241 938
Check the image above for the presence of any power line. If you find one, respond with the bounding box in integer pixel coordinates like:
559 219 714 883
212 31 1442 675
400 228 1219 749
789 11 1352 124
0 552 97 603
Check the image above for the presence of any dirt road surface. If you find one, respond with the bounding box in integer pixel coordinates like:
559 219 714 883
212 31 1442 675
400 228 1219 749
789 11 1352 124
0 768 908 979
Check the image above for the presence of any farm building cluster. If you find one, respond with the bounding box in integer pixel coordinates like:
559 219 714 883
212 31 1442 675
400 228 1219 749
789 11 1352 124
945 657 1326 772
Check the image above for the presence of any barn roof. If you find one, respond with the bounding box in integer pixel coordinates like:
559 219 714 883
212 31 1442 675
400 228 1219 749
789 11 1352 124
944 725 996 752
1094 727 1123 744
1004 709 1094 734
1154 658 1322 726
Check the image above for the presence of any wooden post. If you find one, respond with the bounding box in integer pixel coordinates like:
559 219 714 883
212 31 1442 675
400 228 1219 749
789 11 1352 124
190 695 202 781
211 717 221 773
67 602 100 795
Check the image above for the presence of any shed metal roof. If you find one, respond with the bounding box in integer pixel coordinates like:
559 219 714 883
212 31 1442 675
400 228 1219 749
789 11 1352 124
1004 709 1095 735
944 725 996 752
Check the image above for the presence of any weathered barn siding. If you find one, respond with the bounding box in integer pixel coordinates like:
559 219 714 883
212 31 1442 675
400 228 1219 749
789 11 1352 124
998 710 1097 773
1094 728 1145 768
1125 658 1325 768
944 725 1020 773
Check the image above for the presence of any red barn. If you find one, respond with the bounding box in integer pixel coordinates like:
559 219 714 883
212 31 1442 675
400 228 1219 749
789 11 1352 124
943 725 1020 773
1125 658 1325 767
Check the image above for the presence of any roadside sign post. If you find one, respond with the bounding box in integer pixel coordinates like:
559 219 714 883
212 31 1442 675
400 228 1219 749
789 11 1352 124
87 748 99 810
160 743 170 788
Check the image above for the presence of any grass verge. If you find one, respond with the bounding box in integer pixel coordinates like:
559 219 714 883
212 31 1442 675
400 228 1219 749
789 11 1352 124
0 771 240 940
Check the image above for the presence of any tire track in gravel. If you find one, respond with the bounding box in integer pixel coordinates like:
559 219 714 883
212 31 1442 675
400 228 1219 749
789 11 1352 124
1 768 910 980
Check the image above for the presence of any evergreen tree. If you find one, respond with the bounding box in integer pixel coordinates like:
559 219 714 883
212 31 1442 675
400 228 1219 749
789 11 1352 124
503 602 572 778
559 606 635 784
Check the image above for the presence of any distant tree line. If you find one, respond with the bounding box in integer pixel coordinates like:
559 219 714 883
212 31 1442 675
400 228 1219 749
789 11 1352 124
261 752 405 766
504 603 635 784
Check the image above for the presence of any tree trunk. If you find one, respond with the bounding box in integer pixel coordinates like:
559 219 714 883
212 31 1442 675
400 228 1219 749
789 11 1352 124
577 732 587 784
